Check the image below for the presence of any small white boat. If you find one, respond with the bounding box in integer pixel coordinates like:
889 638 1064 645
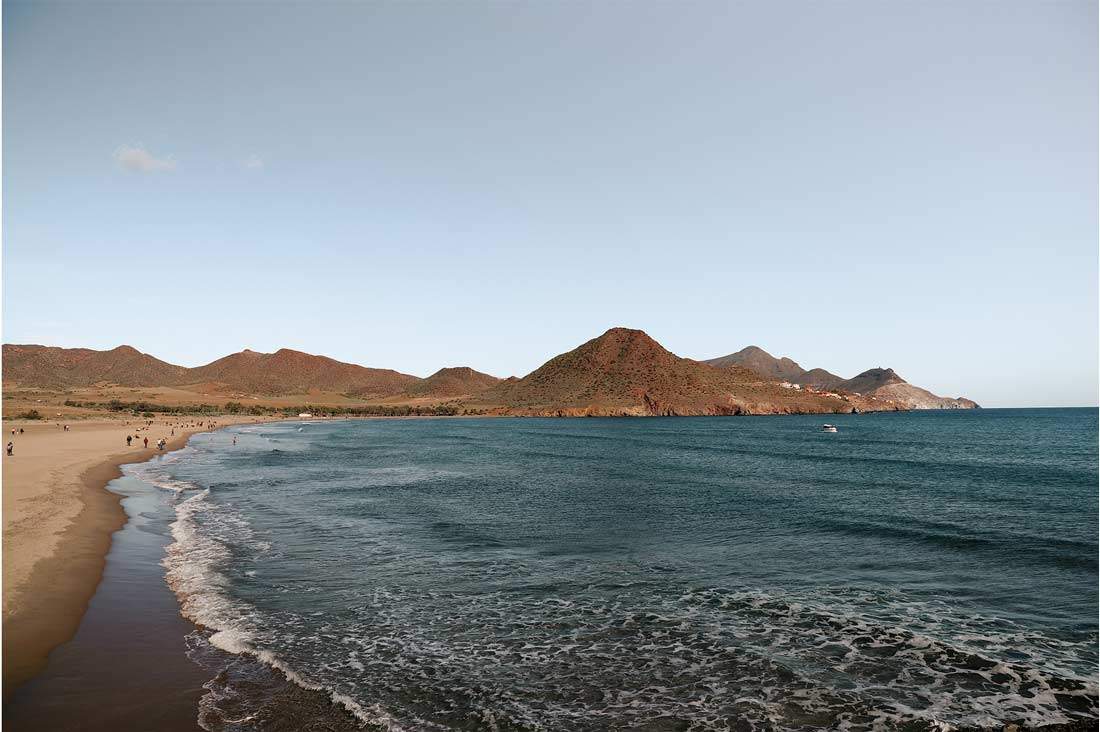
821 424 838 433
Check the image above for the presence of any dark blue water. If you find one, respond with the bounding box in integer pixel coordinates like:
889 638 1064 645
132 409 1099 730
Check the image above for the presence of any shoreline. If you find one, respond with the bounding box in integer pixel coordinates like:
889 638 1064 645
4 411 1093 730
2 417 269 696
0 407 985 698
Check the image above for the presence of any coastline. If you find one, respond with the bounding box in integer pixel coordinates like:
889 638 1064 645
3 411 1094 730
1 417 268 696
0 407 987 696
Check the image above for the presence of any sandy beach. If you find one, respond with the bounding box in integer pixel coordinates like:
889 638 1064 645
1 415 266 694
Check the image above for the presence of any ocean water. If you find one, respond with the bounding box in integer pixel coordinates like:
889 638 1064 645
130 409 1098 731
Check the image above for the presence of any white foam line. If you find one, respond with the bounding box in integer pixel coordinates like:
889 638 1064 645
165 488 404 731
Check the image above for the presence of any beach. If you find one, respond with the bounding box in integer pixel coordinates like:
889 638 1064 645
1 415 265 694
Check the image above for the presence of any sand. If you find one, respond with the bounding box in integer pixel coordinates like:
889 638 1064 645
1 415 268 694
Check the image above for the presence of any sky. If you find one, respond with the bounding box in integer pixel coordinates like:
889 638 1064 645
3 1 1097 407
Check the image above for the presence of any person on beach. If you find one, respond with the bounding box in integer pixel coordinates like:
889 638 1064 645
127 435 133 446
6 442 13 456
143 437 149 448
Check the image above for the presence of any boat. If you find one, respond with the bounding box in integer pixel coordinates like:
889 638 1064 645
821 424 838 433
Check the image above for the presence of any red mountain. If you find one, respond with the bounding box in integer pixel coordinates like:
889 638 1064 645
475 328 860 416
2 344 189 388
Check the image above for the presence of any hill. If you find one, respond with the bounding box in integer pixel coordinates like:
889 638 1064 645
835 367 905 395
473 328 875 416
2 344 418 398
703 346 808 382
798 368 846 390
2 338 977 413
705 347 977 410
704 346 844 387
402 367 500 399
2 344 189 388
836 368 976 409
191 349 418 397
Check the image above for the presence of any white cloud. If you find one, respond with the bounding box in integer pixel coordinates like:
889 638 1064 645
244 154 264 170
114 145 176 173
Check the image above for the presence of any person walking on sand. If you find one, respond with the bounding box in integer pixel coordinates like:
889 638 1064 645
143 437 149 449
6 442 13 456
127 435 133 447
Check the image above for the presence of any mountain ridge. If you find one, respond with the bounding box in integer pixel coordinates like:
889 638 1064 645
471 328 913 416
2 332 978 413
703 347 976 410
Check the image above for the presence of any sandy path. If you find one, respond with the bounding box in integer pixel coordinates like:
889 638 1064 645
1 416 269 693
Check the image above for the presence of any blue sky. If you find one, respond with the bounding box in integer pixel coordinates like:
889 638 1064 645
3 1 1096 407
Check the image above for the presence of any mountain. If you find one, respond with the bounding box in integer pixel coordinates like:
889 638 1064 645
835 367 904 395
1 344 417 398
2 338 977 413
474 328 871 416
2 344 189 388
402 367 500 399
705 346 977 410
835 368 977 409
704 346 846 388
703 346 809 382
192 349 418 397
798 368 846 391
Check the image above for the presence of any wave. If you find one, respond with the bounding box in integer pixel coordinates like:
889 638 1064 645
160 484 1098 730
148 421 1098 731
814 515 1099 571
162 487 401 731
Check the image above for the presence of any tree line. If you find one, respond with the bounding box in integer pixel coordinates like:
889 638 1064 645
62 399 483 418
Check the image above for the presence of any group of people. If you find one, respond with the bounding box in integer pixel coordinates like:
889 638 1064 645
4 416 234 459
5 422 67 457
126 433 167 450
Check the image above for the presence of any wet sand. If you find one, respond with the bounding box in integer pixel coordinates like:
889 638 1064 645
3 429 362 731
3 473 211 730
2 417 266 694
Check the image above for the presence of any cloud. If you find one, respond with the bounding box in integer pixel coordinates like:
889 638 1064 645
244 154 264 170
114 145 176 173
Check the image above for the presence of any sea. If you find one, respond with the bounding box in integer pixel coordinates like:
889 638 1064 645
127 409 1098 731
